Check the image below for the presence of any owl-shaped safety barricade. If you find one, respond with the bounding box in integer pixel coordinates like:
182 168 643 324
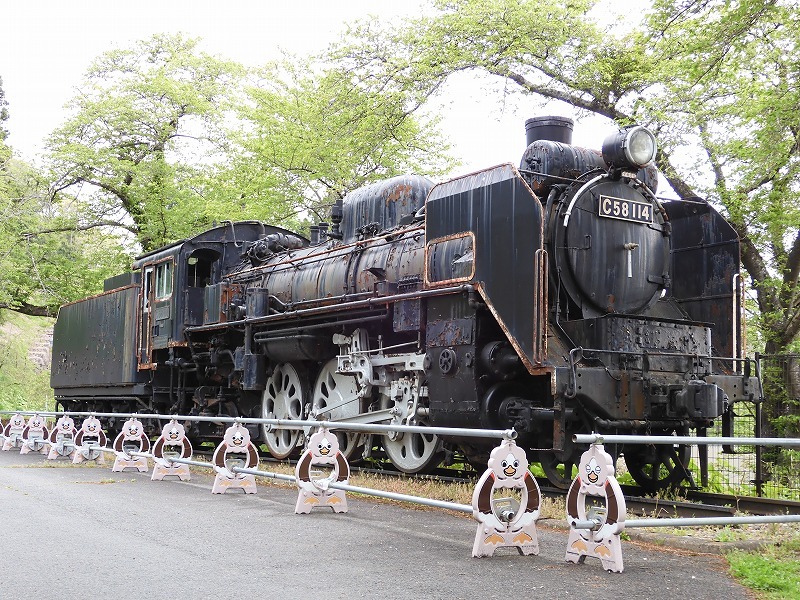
2 413 28 451
20 414 50 455
471 439 541 557
112 418 151 472
211 423 259 494
294 429 350 514
47 415 78 460
72 416 108 464
564 444 627 573
151 419 193 481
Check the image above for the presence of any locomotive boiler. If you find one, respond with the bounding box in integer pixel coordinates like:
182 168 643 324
51 116 760 491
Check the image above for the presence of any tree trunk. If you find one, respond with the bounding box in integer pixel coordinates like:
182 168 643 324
0 302 54 318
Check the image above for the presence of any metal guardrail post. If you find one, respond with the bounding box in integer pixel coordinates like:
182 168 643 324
755 396 764 497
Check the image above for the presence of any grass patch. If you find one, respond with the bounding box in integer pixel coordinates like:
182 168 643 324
727 538 800 599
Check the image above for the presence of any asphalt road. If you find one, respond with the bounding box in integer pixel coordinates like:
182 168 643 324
0 450 750 600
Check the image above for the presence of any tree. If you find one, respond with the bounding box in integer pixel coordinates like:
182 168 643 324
641 0 800 356
0 146 132 316
224 57 456 224
46 33 245 251
45 35 455 251
331 0 800 355
1 73 131 316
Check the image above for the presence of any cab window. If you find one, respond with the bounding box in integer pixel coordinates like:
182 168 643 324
155 261 173 299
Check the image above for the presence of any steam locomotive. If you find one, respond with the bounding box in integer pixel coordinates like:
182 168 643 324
51 116 760 491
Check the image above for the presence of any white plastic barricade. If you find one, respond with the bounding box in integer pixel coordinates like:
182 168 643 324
47 415 78 460
211 422 259 494
565 433 800 573
72 416 107 464
2 414 27 451
20 414 50 455
294 428 350 514
151 419 193 481
112 418 150 472
564 444 626 572
472 439 541 557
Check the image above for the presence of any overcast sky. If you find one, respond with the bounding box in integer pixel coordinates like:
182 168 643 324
0 0 622 177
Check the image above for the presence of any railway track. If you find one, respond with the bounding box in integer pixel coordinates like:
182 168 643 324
193 449 800 519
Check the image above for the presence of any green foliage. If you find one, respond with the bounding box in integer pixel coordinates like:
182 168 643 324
227 57 455 221
728 540 800 600
0 309 53 411
46 33 246 251
332 0 613 116
44 34 455 252
640 0 800 353
1 146 132 314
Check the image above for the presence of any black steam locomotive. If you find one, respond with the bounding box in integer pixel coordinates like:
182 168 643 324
51 116 759 491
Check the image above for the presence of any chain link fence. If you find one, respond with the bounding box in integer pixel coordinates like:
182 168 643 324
684 354 800 500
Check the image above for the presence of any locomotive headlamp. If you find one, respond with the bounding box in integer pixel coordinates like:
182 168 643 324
601 125 657 169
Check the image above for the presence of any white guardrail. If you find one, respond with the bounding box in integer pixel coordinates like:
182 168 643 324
2 411 799 572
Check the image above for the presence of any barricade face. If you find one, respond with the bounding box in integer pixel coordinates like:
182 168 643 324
20 414 50 455
112 418 150 472
2 414 27 451
564 444 626 573
295 428 350 514
47 416 78 460
471 439 541 557
151 419 193 481
212 423 258 494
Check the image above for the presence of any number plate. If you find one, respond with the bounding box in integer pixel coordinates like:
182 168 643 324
598 195 653 224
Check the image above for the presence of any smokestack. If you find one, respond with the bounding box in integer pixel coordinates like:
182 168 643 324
525 116 574 146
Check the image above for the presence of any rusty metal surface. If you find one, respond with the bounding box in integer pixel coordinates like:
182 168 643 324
519 139 607 192
51 286 146 390
249 227 426 310
426 164 545 372
393 298 422 332
426 318 475 347
339 175 432 243
425 232 476 285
